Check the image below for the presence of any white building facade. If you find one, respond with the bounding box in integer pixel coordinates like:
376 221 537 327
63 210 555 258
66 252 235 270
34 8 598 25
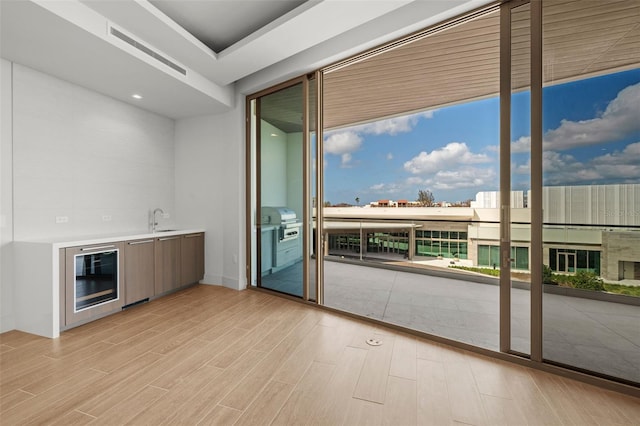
325 184 640 281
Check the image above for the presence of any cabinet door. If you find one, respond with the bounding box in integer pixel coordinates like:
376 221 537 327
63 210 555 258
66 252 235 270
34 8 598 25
180 233 205 286
154 236 181 295
64 242 124 328
124 239 155 305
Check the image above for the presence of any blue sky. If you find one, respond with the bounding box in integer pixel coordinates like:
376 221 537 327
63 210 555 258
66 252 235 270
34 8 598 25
323 68 640 205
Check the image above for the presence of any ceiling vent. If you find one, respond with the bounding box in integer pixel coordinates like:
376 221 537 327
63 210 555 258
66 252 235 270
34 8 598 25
109 26 187 76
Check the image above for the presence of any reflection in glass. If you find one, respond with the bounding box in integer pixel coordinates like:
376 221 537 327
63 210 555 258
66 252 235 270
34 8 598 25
541 0 640 384
321 8 502 349
256 83 305 297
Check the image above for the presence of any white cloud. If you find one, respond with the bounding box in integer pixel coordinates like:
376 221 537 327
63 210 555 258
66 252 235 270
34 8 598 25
591 141 640 165
341 153 353 168
430 168 497 190
324 131 362 155
369 182 403 194
323 110 436 167
542 142 640 185
406 176 425 185
509 83 640 152
511 136 531 153
350 110 436 136
544 83 640 150
403 142 491 174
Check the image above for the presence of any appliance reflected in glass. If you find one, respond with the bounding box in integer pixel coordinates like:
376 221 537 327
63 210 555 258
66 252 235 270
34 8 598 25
74 249 119 312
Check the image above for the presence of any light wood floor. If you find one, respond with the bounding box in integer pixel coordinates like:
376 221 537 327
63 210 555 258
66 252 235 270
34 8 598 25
1 285 638 425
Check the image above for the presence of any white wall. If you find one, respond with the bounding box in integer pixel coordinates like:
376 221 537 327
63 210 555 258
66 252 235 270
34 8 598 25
1 59 14 332
1 62 177 332
12 64 176 241
260 120 287 207
287 132 303 219
174 96 245 290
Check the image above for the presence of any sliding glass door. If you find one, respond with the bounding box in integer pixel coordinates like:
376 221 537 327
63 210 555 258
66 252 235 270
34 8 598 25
540 0 640 384
320 7 503 349
248 80 312 298
246 0 639 388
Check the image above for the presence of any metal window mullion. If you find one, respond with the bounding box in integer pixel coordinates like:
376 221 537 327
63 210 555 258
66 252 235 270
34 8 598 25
302 77 310 301
316 71 324 306
255 98 263 288
530 0 543 363
499 1 512 354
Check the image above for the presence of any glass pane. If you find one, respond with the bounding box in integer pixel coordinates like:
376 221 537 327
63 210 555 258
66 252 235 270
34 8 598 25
511 1 531 355
589 251 601 275
308 77 317 301
549 248 557 270
542 0 640 384
490 246 500 268
576 250 588 271
516 247 528 270
258 83 304 297
322 8 501 350
478 245 490 266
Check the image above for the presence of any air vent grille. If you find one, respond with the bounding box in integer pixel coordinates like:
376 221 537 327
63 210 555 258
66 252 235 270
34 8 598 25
110 27 187 76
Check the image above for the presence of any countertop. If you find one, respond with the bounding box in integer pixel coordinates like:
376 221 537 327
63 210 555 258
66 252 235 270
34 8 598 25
16 229 206 249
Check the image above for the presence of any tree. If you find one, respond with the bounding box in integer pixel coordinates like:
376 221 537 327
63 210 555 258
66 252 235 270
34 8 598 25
417 189 435 206
355 197 360 206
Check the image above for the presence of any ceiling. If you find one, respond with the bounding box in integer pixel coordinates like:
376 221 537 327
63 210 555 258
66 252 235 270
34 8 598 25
149 0 307 53
323 0 640 130
0 0 491 119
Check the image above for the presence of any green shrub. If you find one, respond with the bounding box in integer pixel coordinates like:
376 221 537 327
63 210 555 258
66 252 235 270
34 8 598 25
568 271 605 291
449 265 500 277
603 283 640 297
542 264 556 284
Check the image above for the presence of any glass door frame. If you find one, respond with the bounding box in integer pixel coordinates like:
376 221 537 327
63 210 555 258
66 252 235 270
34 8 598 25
500 0 541 360
245 0 637 394
245 75 318 301
245 0 540 354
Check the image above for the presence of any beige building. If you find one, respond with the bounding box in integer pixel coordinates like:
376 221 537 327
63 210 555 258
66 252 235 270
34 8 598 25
325 184 640 281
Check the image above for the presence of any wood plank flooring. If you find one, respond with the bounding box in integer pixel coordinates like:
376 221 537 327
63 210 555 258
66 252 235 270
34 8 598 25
1 284 639 425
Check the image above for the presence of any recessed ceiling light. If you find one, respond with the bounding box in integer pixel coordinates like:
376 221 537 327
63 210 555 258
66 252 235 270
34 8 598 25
132 94 143 100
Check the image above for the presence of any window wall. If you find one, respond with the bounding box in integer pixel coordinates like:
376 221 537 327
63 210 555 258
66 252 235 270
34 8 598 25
549 248 601 274
247 0 640 388
477 245 529 270
540 0 640 384
321 7 503 350
416 230 468 259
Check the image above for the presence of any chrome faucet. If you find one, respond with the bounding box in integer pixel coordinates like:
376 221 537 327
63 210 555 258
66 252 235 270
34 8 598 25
150 208 164 232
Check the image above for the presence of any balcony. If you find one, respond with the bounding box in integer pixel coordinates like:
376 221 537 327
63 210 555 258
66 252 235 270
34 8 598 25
319 218 640 385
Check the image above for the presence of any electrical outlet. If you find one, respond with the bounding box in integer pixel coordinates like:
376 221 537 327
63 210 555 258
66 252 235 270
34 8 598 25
55 216 69 223
102 215 112 222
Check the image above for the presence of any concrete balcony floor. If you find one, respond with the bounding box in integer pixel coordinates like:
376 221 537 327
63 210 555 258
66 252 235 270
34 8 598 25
260 257 640 384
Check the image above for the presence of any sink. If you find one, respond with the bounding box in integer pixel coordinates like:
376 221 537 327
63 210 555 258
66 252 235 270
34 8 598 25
156 229 176 232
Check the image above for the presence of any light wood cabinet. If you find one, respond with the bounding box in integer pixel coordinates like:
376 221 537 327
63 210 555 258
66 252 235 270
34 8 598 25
124 238 155 305
59 231 205 331
154 235 181 295
180 233 205 286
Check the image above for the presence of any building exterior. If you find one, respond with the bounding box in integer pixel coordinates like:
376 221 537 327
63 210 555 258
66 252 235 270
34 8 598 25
325 184 640 281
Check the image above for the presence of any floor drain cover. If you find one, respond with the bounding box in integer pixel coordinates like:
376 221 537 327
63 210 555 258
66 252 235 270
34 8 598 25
366 338 382 346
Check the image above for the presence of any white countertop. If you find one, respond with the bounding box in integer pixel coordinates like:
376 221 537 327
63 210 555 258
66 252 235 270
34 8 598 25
16 229 206 249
